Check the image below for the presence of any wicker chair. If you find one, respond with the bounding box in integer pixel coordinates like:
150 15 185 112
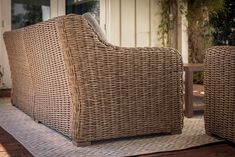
4 14 183 146
204 46 235 143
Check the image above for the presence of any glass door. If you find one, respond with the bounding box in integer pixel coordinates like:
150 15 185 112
11 0 51 29
66 0 100 22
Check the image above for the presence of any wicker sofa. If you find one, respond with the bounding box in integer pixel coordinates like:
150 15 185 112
4 14 183 146
204 46 235 143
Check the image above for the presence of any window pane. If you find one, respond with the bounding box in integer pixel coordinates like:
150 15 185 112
66 0 100 23
12 0 50 29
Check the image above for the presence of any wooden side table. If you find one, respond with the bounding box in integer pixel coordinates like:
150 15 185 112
183 64 204 118
0 88 11 97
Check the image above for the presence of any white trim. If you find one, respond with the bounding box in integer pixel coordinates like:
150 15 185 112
100 0 105 33
51 0 65 18
50 0 58 18
0 0 11 88
105 0 110 41
58 0 65 16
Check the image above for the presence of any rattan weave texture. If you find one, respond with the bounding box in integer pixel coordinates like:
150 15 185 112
3 30 34 117
58 14 183 143
204 46 235 143
23 19 73 137
3 14 183 144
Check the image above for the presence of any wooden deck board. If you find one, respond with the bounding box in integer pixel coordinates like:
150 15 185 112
0 127 33 157
138 143 235 157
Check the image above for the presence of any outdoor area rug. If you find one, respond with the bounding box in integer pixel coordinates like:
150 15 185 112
0 98 223 157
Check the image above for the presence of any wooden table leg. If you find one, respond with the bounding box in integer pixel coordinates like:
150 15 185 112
185 70 193 118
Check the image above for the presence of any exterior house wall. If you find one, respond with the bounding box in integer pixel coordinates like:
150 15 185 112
0 0 11 88
108 0 162 47
51 0 66 18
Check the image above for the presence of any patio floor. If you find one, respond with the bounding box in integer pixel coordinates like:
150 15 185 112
0 85 234 157
0 114 234 157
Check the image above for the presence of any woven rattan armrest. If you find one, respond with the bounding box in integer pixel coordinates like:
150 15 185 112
68 44 183 143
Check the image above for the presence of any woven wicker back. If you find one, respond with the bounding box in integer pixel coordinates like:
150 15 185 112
23 19 73 137
204 46 235 143
3 30 34 117
58 14 183 143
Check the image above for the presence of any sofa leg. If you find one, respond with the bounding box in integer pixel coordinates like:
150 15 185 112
171 130 182 135
34 119 41 123
72 141 91 147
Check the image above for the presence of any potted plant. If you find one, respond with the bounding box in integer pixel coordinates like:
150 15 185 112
0 65 11 97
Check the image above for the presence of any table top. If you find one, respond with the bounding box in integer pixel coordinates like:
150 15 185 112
183 64 204 71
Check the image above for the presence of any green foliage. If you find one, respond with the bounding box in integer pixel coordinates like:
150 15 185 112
11 2 44 29
0 71 2 78
187 0 225 83
193 72 204 84
158 0 179 46
187 0 224 18
187 0 225 65
158 0 225 84
158 0 171 46
158 0 225 49
210 0 235 45
23 4 42 26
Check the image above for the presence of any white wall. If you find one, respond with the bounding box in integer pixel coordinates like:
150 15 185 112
107 0 163 47
121 0 136 47
51 0 65 18
100 0 108 36
0 0 11 88
136 0 150 47
107 0 188 63
109 0 121 46
150 0 163 47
